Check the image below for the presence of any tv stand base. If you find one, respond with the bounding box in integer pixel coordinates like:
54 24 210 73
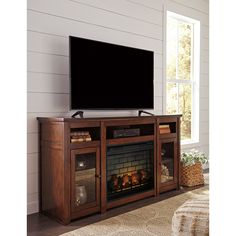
71 111 84 118
138 110 154 116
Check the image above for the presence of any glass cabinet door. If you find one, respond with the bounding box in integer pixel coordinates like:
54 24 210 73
71 147 100 212
160 139 177 184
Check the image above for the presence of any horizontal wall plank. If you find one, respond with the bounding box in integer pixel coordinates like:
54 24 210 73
200 86 209 98
201 51 209 63
127 0 163 12
200 74 209 87
28 192 39 203
27 11 163 53
201 38 209 51
27 112 67 133
155 82 163 97
27 193 39 214
27 173 39 195
201 25 209 39
200 97 209 111
170 0 209 14
27 153 39 174
27 133 38 154
200 110 209 122
154 96 163 109
155 68 163 83
27 200 39 215
68 110 138 118
27 93 69 113
27 71 69 93
28 30 162 57
68 0 163 26
201 61 209 74
165 1 209 25
28 51 69 74
154 53 163 69
200 121 209 134
199 133 209 145
28 0 162 40
27 31 68 56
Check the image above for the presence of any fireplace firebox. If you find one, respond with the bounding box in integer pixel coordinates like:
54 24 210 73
106 141 154 201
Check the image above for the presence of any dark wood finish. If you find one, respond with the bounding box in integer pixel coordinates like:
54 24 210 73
70 140 100 149
106 135 154 146
37 114 181 224
100 121 107 214
70 147 100 215
106 189 155 209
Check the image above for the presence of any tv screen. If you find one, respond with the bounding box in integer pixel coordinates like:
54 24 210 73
70 36 154 110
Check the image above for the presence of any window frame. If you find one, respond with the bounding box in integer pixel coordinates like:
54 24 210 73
164 11 200 146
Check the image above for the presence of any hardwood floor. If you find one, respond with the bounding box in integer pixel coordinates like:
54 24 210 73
27 176 209 236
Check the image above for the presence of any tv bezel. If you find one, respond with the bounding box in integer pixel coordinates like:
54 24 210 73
69 35 154 111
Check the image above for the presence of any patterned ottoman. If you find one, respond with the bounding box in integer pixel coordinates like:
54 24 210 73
172 196 209 236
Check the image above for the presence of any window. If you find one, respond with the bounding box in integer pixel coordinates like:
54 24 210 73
165 11 200 143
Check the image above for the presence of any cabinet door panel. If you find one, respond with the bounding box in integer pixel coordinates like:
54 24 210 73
159 138 177 191
71 147 100 213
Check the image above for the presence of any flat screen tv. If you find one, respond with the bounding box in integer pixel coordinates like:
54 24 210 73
69 36 154 110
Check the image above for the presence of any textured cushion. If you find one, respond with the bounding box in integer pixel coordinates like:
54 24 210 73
172 196 209 236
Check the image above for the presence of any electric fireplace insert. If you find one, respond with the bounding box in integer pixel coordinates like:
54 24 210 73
106 141 154 201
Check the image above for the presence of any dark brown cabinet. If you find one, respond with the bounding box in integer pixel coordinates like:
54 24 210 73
70 147 100 219
38 115 181 224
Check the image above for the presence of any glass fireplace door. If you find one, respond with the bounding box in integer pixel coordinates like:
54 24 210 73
160 138 177 186
71 147 100 213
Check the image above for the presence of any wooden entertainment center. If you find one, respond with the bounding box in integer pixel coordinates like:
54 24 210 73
38 114 181 224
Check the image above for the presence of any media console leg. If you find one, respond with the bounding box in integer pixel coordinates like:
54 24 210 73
71 111 84 118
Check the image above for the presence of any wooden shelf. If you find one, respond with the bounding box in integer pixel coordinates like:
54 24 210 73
159 133 176 139
70 140 100 149
106 135 154 146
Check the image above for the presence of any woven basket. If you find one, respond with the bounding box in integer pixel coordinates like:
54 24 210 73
180 162 204 187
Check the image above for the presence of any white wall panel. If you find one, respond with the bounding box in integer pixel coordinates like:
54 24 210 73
165 1 209 25
200 74 209 87
28 93 69 113
200 98 209 111
200 133 209 145
154 53 163 69
28 31 68 56
28 11 162 54
200 110 209 122
68 0 163 26
170 0 209 14
28 51 69 74
28 0 162 40
201 61 209 74
27 153 38 174
127 0 163 11
27 71 69 93
155 82 163 97
200 121 209 134
27 133 38 154
200 86 209 98
27 173 39 195
201 25 209 39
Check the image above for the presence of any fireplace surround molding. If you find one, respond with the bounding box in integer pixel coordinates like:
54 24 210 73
37 114 181 224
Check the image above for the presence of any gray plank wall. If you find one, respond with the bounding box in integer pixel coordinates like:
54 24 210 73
27 0 209 214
